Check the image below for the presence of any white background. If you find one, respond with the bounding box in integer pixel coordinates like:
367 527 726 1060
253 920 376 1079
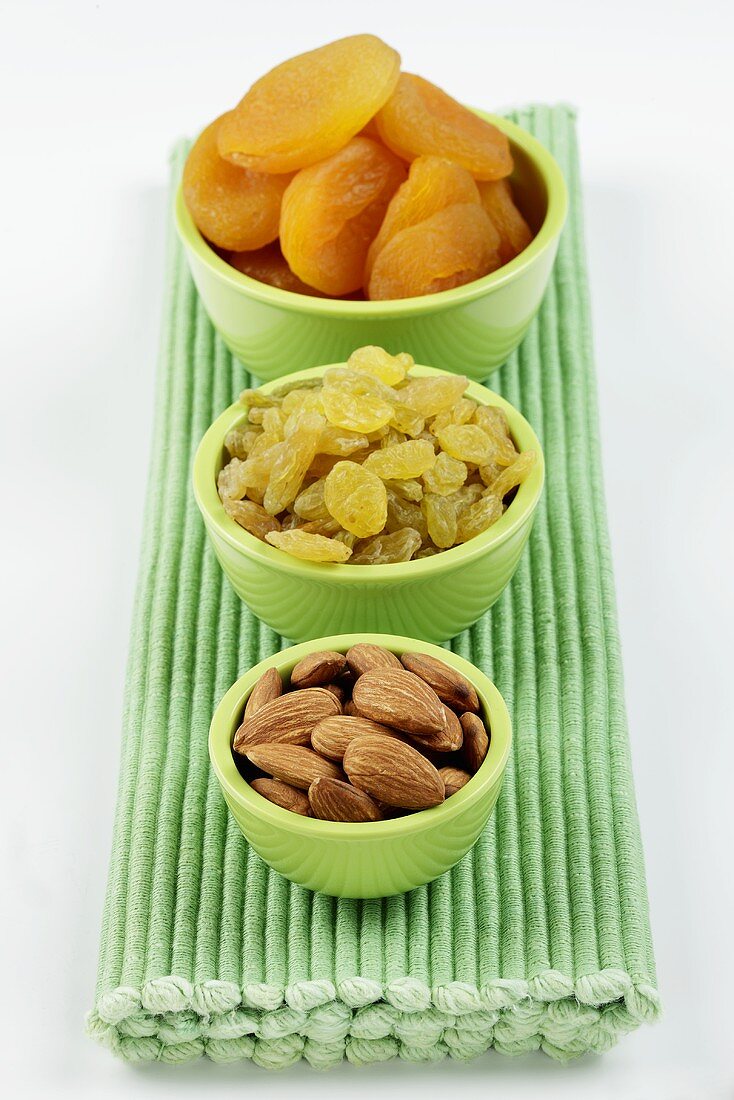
1 1 732 1097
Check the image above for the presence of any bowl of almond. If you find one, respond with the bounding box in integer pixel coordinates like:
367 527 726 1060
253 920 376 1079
209 634 511 898
193 347 544 644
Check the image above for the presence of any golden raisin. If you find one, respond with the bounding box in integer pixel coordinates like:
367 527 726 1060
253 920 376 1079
324 461 388 538
434 423 494 466
265 529 353 562
422 451 468 496
351 527 422 564
375 74 513 180
280 138 406 295
183 114 292 251
363 439 436 480
421 493 457 548
218 35 401 174
367 203 500 300
223 498 281 539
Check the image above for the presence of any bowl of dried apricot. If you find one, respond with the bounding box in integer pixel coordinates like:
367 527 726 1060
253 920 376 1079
193 346 544 643
209 634 512 897
175 34 567 382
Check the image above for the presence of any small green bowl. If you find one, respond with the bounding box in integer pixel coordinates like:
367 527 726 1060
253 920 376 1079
175 112 567 382
209 633 512 897
193 364 544 643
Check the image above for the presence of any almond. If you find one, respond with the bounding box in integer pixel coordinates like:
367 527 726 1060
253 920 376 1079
352 669 446 737
343 733 445 809
246 744 342 789
243 667 283 719
322 682 346 704
345 643 402 678
438 766 472 797
251 778 311 816
410 702 463 753
290 649 347 688
311 715 402 761
400 653 480 714
233 687 340 752
308 777 383 822
460 712 490 772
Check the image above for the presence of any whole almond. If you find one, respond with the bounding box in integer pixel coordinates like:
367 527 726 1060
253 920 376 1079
243 667 283 719
343 699 362 718
322 682 346 704
352 669 446 737
410 703 464 753
290 649 347 688
311 715 402 761
251 778 311 816
233 687 340 752
400 653 480 714
308 777 383 822
461 712 490 773
345 643 402 678
438 766 472 797
246 744 342 789
343 733 445 809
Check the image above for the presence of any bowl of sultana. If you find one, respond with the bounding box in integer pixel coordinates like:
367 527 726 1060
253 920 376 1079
175 34 567 382
193 347 544 643
209 634 512 897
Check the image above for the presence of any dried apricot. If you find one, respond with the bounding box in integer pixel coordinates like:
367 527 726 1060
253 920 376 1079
367 203 500 300
183 114 291 251
280 138 406 295
324 461 388 538
218 35 401 174
365 156 480 282
478 179 533 264
265 529 353 562
227 243 325 296
375 74 513 180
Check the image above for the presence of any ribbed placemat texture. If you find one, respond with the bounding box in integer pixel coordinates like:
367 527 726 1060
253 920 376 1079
87 105 659 1068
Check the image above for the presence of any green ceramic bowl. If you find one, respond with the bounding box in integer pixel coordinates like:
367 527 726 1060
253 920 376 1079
209 633 512 897
193 364 544 643
175 113 567 382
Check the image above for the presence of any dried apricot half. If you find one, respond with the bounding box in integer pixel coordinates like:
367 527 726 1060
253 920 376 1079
218 35 401 174
376 74 513 181
365 155 480 283
478 179 533 264
227 243 326 296
280 137 406 296
183 114 292 251
367 203 501 300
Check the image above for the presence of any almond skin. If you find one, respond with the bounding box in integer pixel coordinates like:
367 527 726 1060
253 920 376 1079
251 778 311 816
308 777 383 822
343 733 445 809
460 712 490 773
290 649 347 688
246 744 342 789
400 653 480 714
311 715 402 761
438 766 472 797
322 682 346 704
345 643 402 677
243 667 283 719
352 668 446 737
409 702 463 753
233 687 340 752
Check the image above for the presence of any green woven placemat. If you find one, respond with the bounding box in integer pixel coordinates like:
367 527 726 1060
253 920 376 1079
87 105 659 1069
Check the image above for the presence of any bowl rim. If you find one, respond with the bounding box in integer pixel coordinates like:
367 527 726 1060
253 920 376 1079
209 633 512 840
193 363 545 581
174 111 568 317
